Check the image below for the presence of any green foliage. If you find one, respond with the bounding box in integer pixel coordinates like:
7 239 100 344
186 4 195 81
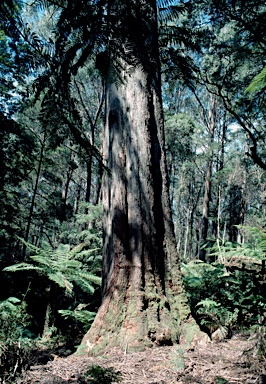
210 227 266 261
0 112 34 259
61 202 103 277
80 365 122 384
4 240 101 295
0 297 36 381
58 304 96 332
0 297 30 336
67 203 103 252
246 66 266 94
182 231 266 336
2 201 103 341
236 225 266 257
195 298 239 335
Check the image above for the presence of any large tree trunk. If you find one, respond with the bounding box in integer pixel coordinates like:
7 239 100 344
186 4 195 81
80 0 204 354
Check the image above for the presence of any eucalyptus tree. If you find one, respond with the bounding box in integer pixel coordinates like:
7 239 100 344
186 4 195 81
20 0 206 352
82 0 205 352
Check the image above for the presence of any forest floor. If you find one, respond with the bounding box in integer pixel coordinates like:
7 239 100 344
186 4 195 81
19 333 266 384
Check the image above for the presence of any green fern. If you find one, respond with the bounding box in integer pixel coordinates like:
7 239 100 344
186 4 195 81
4 241 101 295
0 297 22 318
209 226 266 270
182 234 266 333
0 296 37 381
59 304 96 331
196 298 220 310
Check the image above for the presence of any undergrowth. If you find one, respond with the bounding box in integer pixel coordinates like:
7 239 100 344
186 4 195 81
0 297 37 382
182 226 266 338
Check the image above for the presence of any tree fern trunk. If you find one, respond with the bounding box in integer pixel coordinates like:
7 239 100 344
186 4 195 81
42 284 56 339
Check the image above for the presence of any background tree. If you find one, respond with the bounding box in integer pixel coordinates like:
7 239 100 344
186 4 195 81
161 0 266 258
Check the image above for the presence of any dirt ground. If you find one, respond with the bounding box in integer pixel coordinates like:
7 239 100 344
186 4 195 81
18 333 266 384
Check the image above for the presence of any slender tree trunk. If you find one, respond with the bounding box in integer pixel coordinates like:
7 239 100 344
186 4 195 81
23 135 46 260
212 114 227 241
199 161 212 261
74 182 82 214
93 158 103 205
199 95 217 262
80 0 204 354
236 140 249 243
85 158 92 203
61 166 73 220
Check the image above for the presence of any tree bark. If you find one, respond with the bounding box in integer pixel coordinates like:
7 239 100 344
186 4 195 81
80 0 204 354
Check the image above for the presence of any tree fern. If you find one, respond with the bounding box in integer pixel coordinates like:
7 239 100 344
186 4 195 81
4 240 101 295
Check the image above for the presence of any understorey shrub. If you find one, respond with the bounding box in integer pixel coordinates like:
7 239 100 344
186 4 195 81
182 239 266 336
0 297 37 381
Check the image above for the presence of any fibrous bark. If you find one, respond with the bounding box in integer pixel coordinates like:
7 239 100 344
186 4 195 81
79 0 204 354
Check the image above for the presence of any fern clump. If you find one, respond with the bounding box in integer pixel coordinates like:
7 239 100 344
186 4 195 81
182 226 266 337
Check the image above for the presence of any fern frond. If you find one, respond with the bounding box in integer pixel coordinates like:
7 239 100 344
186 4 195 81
70 278 95 294
16 236 40 253
4 297 21 304
30 255 52 267
0 297 21 315
68 242 88 258
4 263 43 272
55 259 82 271
245 66 266 94
76 271 101 285
196 299 220 309
47 272 73 292
58 308 96 325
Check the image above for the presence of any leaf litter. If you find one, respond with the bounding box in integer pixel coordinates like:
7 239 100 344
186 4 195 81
18 334 266 384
